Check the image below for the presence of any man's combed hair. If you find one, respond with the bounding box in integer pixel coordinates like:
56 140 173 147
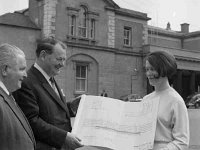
36 37 67 57
146 51 177 79
0 43 25 67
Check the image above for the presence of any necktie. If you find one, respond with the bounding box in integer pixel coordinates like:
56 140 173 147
49 77 60 97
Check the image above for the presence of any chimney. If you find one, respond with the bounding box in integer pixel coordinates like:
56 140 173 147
166 22 171 30
181 23 189 33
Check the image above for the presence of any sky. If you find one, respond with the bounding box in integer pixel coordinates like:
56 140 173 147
0 0 200 32
115 0 200 32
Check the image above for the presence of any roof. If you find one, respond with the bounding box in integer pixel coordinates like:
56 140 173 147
105 0 150 21
14 8 29 14
116 7 150 20
103 0 120 8
148 25 183 38
148 25 200 39
0 12 40 30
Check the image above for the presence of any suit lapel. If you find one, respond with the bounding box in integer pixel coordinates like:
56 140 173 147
0 89 35 144
30 66 70 117
42 82 69 112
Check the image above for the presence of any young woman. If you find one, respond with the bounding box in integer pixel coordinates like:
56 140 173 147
144 51 189 150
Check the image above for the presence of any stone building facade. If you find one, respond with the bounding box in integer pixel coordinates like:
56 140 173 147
0 0 200 101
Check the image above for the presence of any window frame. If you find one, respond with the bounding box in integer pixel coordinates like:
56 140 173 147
78 6 88 38
75 62 88 93
90 19 95 39
124 26 132 46
69 15 76 36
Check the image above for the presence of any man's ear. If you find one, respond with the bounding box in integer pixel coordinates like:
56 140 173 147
1 65 8 77
39 50 47 61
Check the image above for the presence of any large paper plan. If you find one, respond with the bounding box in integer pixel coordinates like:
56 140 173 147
72 95 159 150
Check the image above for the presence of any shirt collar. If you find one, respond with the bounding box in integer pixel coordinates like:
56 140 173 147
0 80 10 95
34 63 51 83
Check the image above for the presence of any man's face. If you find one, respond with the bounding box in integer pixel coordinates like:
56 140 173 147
5 54 27 92
44 43 66 77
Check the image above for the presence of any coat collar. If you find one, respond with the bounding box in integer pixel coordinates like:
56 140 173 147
0 87 36 146
29 66 70 117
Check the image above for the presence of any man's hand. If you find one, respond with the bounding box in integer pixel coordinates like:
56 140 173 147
62 132 83 150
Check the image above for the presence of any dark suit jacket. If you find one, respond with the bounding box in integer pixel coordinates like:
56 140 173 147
76 146 112 150
0 88 35 150
13 65 74 150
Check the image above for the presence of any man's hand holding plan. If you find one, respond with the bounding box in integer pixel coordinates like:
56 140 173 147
72 95 159 150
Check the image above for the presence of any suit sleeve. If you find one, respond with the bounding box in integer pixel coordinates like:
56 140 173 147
13 80 67 149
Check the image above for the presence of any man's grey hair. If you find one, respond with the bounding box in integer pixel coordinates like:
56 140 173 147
0 43 25 67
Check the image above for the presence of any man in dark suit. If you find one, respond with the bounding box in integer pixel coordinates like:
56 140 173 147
13 37 83 150
0 43 36 150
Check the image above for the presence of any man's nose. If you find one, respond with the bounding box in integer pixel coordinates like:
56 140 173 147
60 60 65 67
23 71 27 77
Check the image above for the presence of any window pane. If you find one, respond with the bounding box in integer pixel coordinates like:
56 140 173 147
78 27 87 37
124 30 127 37
75 64 88 92
70 16 76 36
76 79 86 91
124 27 131 46
78 6 87 38
81 66 86 78
80 79 85 91
90 19 95 39
76 66 81 77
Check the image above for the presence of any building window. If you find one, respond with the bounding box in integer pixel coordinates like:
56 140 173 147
90 19 95 39
124 27 132 46
78 6 87 38
70 15 76 36
75 64 88 92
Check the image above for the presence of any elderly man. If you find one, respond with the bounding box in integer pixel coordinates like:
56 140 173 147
0 43 36 149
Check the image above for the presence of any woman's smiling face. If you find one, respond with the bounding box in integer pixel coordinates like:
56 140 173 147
145 60 161 87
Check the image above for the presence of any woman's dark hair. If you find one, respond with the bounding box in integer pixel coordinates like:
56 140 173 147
36 37 66 57
145 51 177 79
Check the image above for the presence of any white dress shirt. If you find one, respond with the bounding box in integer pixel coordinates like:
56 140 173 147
0 80 10 95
